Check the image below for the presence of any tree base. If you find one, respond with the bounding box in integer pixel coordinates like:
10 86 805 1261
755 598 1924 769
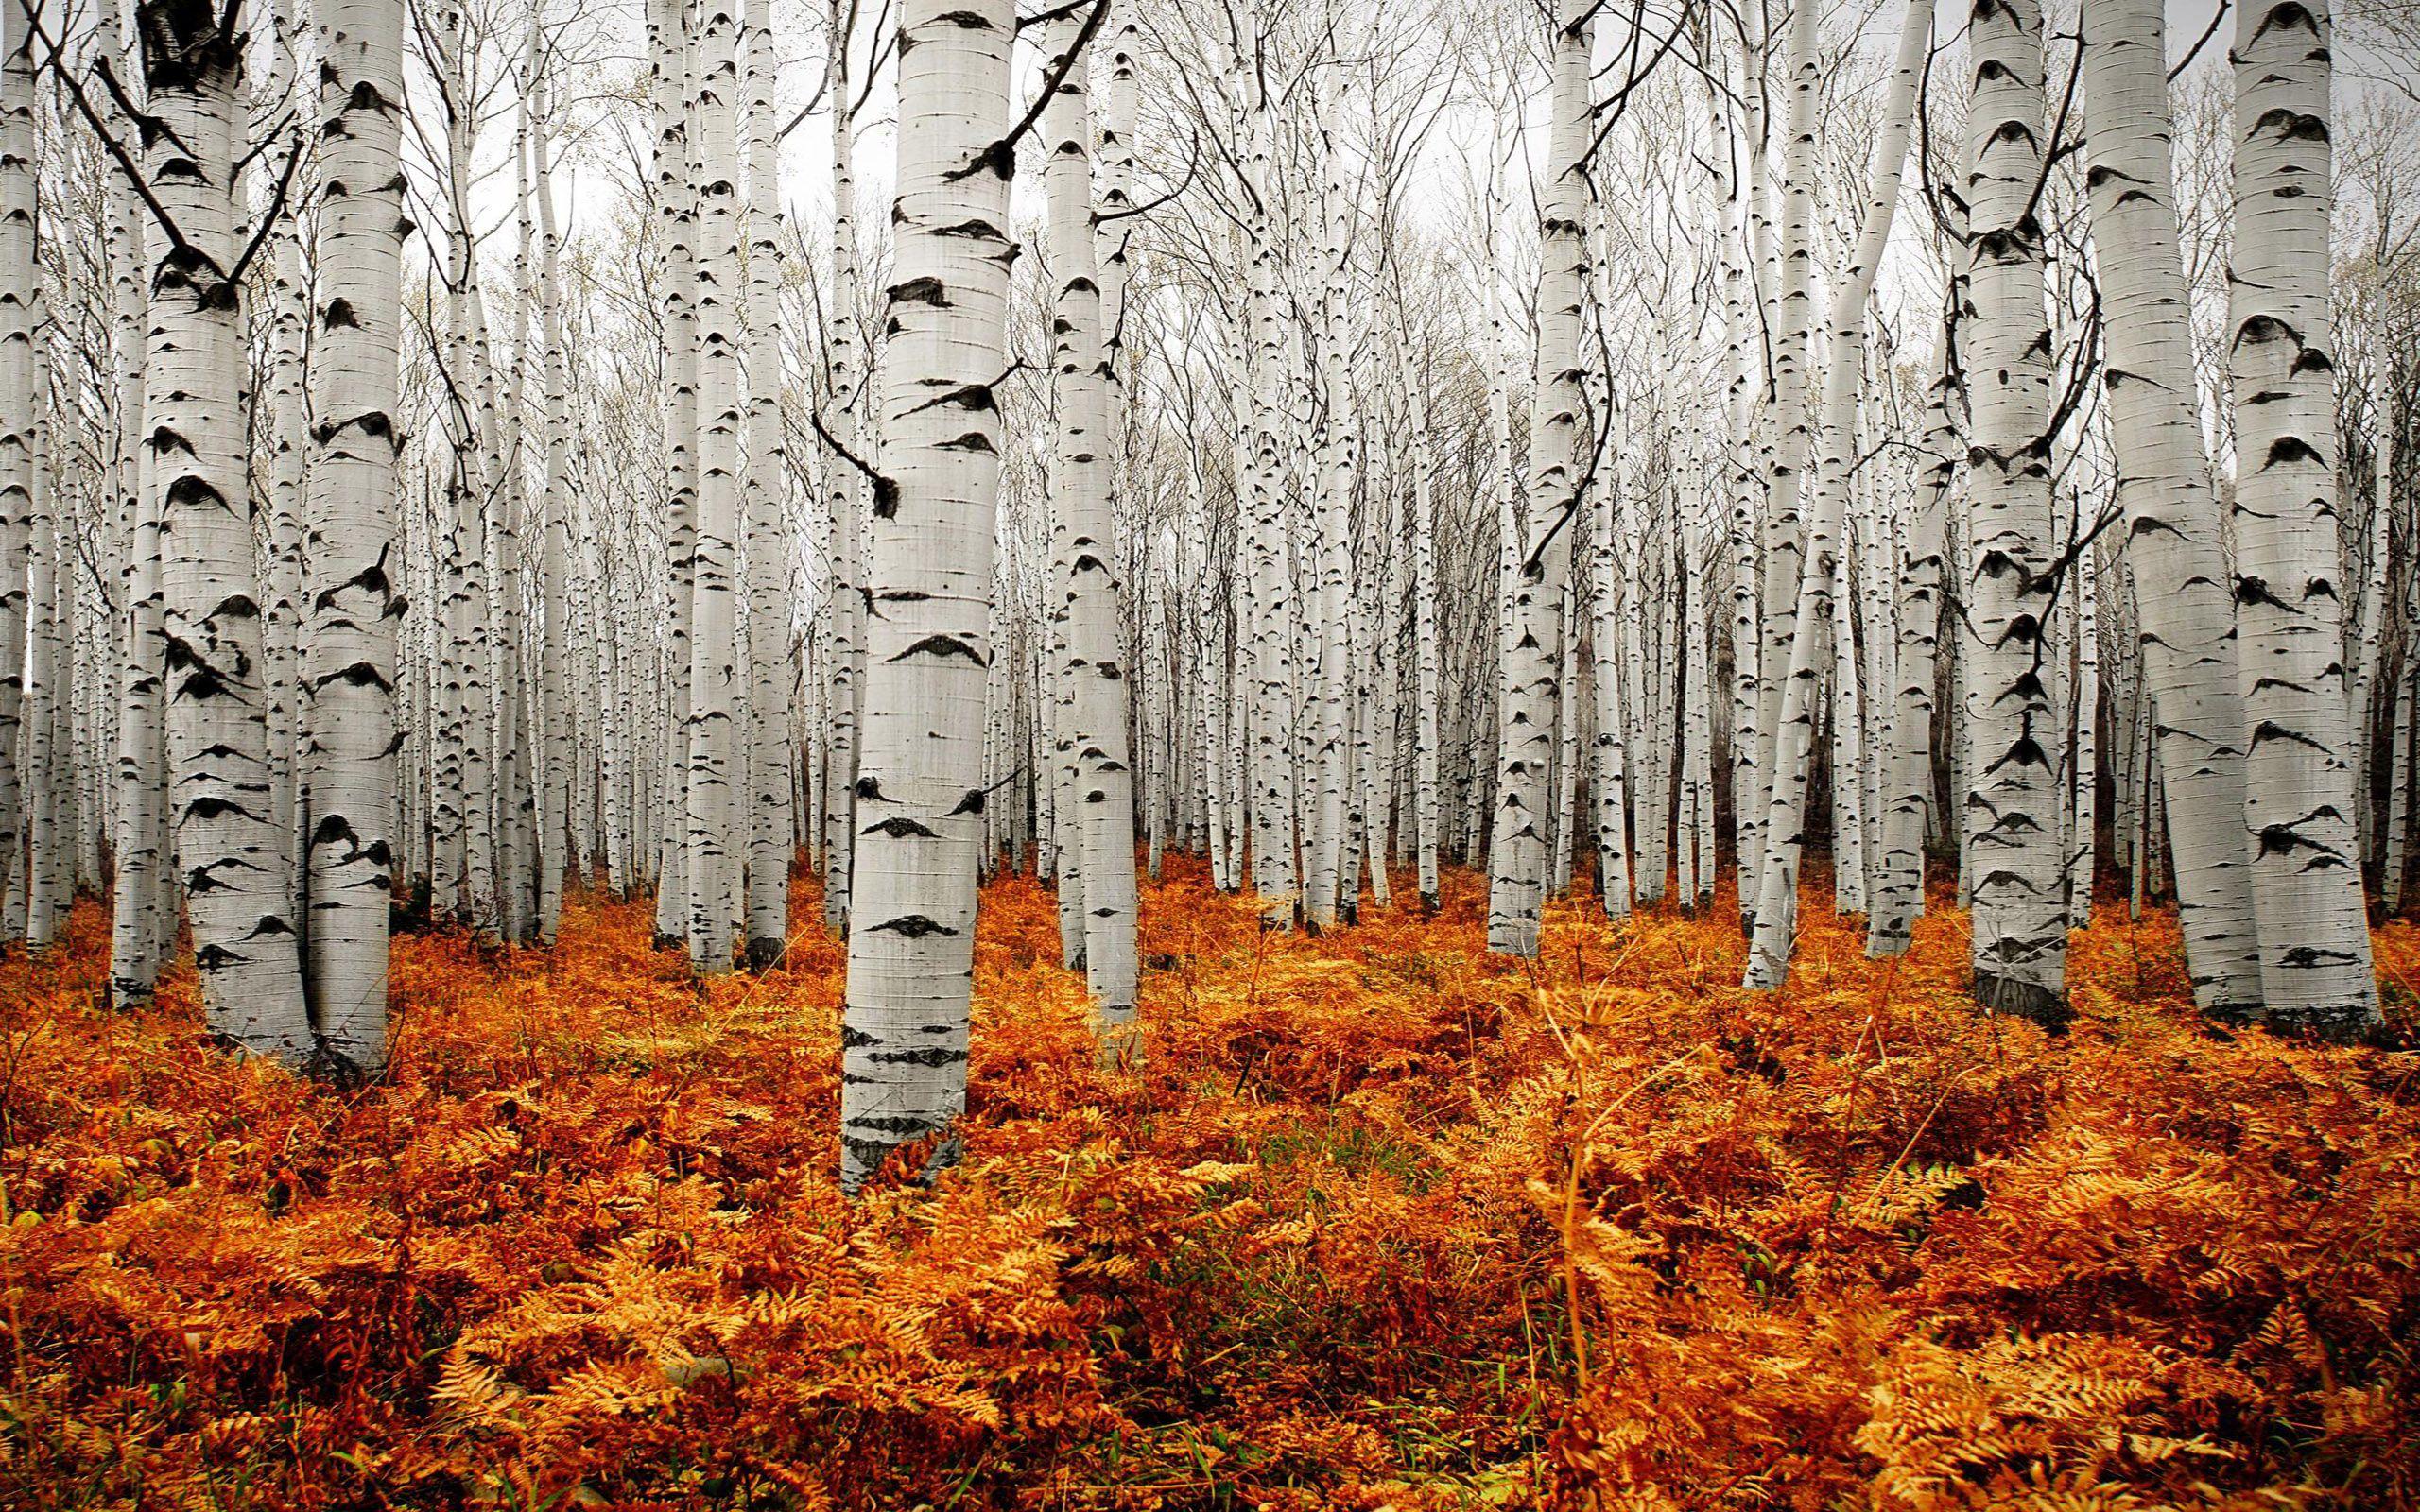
840 1125 963 1198
2261 1001 2385 1045
743 936 786 971
1972 971 2071 1033
305 1042 376 1089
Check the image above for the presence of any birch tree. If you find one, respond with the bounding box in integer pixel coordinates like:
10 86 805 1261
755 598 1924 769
0 21 35 936
1957 0 2066 1027
739 0 788 968
301 0 409 1075
1042 0 1139 1041
2075 0 2264 1018
685 0 742 971
1743 0 1929 988
2229 0 2378 1034
821 0 863 937
102 6 169 1005
1484 0 1588 957
140 0 313 1060
838 0 1015 1190
650 0 700 950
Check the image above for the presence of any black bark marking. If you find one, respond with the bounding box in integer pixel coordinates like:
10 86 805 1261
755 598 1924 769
865 914 958 938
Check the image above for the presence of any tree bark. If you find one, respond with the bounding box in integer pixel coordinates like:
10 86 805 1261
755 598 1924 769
141 4 313 1061
2075 0 2265 1016
300 0 407 1074
2229 0 2377 1034
1042 6 1139 1044
1959 0 2066 1027
740 0 790 969
838 0 1015 1192
1485 0 1590 957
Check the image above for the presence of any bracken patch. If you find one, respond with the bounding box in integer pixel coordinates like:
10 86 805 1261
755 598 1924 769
0 859 2413 1510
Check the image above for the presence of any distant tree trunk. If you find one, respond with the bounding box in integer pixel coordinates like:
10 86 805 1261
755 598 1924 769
1549 579 1582 899
1590 485 1632 918
2068 483 2099 928
2386 560 2418 912
2351 383 2390 865
1395 314 1443 909
1486 0 1590 957
1829 543 1866 914
821 0 863 938
740 0 790 969
22 446 59 947
0 30 35 936
1042 5 1139 1044
1683 509 1717 907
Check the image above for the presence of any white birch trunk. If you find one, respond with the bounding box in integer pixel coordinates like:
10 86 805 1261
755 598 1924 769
0 31 34 933
651 0 700 948
106 5 168 1004
300 0 407 1074
1591 484 1632 918
740 0 789 967
1685 506 1717 907
1402 318 1443 909
821 0 863 937
1042 7 1139 1041
2076 0 2265 1015
2387 575 2417 910
2229 0 2377 1033
1486 0 1589 956
684 0 742 971
1241 28 1297 920
23 454 58 946
1741 0 1823 932
1958 0 2066 1026
260 0 308 925
141 9 312 1061
838 0 1014 1191
2071 499 2099 928
532 58 573 943
1303 78 1355 931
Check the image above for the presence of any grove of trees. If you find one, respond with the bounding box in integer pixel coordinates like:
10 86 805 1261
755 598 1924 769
0 0 2416 1204
9 0 2420 1504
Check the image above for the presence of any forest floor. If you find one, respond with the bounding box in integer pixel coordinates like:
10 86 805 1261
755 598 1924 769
1 859 2416 1511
